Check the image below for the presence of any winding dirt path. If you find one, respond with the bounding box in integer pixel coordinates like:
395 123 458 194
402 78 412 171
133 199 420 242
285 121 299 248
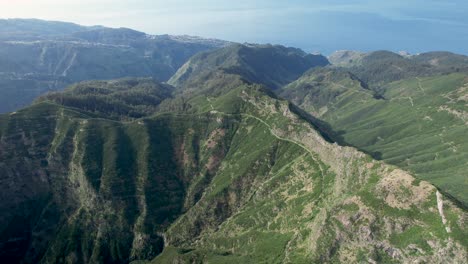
208 100 327 198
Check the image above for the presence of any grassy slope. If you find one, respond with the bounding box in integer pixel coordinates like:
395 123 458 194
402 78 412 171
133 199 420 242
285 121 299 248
151 84 467 263
282 71 468 205
0 79 466 263
329 50 468 93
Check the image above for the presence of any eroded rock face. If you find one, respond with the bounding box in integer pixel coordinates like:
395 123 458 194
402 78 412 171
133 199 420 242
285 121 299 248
376 169 433 209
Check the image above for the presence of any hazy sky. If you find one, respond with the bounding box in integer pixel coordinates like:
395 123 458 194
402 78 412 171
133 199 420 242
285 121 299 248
1 0 467 54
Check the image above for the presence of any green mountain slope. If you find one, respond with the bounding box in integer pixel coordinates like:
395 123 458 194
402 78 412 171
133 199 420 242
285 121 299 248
36 78 173 119
168 44 329 90
412 51 468 70
281 68 468 205
328 50 468 93
0 78 466 263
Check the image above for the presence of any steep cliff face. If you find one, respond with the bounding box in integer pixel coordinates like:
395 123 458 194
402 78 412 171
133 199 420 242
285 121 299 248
152 84 467 263
281 69 468 206
0 102 240 263
0 78 466 263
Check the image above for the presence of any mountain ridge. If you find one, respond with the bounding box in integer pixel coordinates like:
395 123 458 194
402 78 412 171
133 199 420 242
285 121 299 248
280 66 468 206
328 50 468 93
1 77 466 263
168 43 329 90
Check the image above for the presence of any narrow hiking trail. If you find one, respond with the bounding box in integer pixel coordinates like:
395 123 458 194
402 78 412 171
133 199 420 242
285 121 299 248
207 100 330 256
208 99 327 199
208 100 325 175
416 77 426 94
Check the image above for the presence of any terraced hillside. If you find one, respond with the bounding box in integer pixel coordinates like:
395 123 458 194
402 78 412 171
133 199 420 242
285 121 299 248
281 68 468 205
1 77 466 263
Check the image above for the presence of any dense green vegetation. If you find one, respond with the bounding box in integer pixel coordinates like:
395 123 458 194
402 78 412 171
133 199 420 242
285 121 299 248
1 75 466 263
36 78 173 119
282 68 468 205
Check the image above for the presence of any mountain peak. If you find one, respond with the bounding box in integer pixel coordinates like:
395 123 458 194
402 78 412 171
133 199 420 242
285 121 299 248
328 50 366 66
168 43 329 90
